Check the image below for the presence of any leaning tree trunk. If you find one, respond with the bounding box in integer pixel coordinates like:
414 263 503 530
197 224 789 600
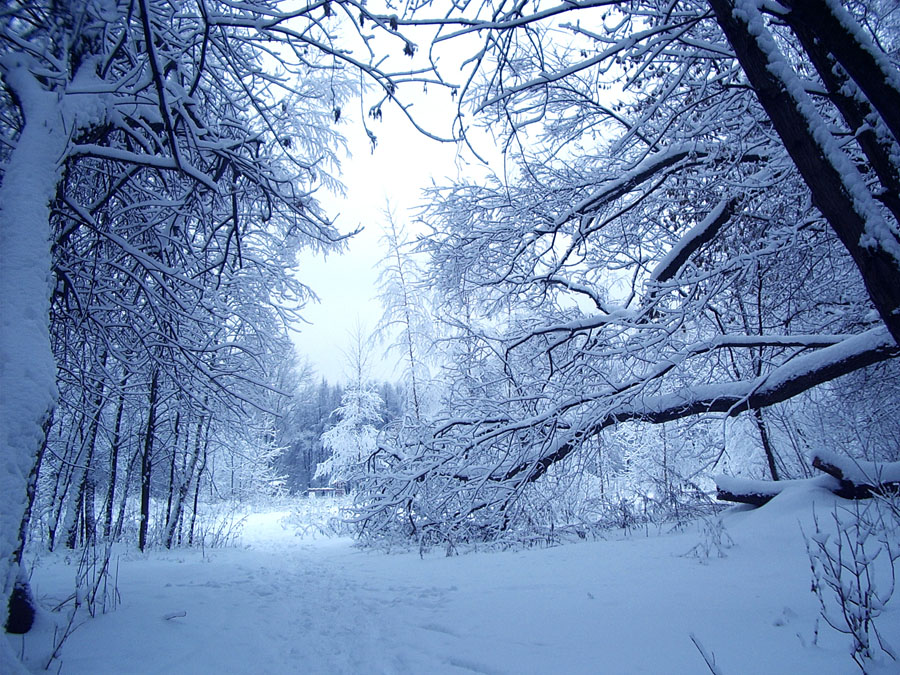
165 411 182 531
0 58 66 634
64 367 107 549
707 0 900 347
188 432 210 548
753 408 780 482
784 8 900 226
47 412 83 551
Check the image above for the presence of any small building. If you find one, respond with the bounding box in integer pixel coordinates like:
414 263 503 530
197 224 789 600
306 482 347 498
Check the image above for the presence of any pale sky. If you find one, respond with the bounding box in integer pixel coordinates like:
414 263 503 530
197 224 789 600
287 17 507 384
290 93 470 384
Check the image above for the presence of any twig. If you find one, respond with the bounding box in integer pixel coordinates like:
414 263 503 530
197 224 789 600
690 633 725 675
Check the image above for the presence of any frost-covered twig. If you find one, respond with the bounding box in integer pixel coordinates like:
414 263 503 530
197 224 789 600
689 633 725 675
803 500 899 671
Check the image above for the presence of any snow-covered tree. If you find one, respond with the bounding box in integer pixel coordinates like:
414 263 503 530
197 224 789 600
0 0 443 639
376 209 434 423
315 322 385 485
316 386 384 486
353 0 900 546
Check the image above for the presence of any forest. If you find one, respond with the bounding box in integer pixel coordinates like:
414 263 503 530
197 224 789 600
1 0 899 672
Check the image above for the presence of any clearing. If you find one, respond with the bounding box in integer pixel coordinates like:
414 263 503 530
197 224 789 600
9 484 899 673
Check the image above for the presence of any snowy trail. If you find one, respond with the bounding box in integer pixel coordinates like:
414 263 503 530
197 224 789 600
43 515 411 674
16 489 900 673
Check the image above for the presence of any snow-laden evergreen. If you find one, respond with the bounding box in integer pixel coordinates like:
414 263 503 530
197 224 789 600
316 386 384 485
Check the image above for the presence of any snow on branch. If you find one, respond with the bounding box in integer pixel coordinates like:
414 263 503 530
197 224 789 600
474 16 704 112
69 144 220 191
554 143 704 227
811 449 900 494
715 474 841 507
650 198 737 283
504 327 898 484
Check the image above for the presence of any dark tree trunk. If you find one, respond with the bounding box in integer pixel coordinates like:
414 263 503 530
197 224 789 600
784 10 900 223
165 411 181 530
753 408 780 482
103 380 127 539
707 0 900 347
188 430 209 547
718 454 900 506
811 454 900 499
780 0 900 145
165 415 205 549
48 414 83 551
65 397 104 549
139 370 159 552
5 413 54 634
14 412 53 568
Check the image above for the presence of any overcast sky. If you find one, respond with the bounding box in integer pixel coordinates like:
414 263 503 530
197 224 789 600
290 93 471 384
286 17 511 384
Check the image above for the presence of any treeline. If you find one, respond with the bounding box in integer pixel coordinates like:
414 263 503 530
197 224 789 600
275 378 405 494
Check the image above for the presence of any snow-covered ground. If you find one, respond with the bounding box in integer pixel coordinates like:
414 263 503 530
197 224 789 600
8 485 899 674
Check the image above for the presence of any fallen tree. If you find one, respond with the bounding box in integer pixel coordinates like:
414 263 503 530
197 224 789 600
716 451 900 507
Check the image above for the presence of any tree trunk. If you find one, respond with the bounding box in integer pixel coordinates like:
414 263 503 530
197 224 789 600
165 411 181 530
753 408 780 482
784 11 900 224
0 58 66 629
65 365 107 549
112 447 142 543
48 414 83 551
780 0 900 145
83 478 96 546
103 380 128 539
188 432 210 547
139 370 159 552
5 414 54 634
14 413 53 570
717 453 900 505
165 415 206 549
707 0 900 347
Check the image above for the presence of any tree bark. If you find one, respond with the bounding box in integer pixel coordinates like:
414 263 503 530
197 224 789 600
504 328 898 485
780 0 900 145
65 363 107 549
0 57 66 629
104 380 128 539
707 0 900 347
165 415 206 549
753 408 780 482
165 411 181 531
188 442 209 548
139 369 159 552
717 455 900 505
811 454 900 499
784 11 900 223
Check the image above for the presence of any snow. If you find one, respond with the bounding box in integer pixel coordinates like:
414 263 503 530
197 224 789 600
715 473 840 497
813 449 900 485
0 54 66 599
732 0 900 265
557 142 705 227
10 489 899 673
823 0 900 95
650 198 733 283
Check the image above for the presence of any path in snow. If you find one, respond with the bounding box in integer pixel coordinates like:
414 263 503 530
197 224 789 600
15 487 899 674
